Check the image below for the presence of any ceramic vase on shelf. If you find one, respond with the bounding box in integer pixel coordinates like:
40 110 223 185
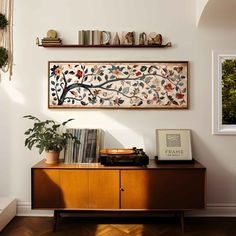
139 32 147 45
113 32 120 45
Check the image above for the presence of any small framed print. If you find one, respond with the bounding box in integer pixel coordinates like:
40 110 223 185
155 129 193 162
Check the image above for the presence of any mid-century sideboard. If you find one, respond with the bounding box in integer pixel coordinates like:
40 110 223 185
31 159 206 232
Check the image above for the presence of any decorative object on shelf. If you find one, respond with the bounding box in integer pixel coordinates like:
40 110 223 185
47 29 57 38
23 115 80 164
0 0 14 80
212 51 236 135
40 29 62 46
139 32 147 45
113 32 120 45
148 32 162 45
48 61 188 109
122 31 135 45
35 37 39 46
155 129 193 162
101 31 111 45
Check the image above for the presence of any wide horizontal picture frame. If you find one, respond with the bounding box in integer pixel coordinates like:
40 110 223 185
212 51 236 134
155 129 193 163
48 61 188 109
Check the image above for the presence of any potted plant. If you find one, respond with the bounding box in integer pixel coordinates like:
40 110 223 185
23 115 80 164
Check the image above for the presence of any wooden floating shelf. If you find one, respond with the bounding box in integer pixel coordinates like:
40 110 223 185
38 43 172 48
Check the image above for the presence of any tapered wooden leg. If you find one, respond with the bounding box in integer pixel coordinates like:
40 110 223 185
180 211 185 233
53 210 59 232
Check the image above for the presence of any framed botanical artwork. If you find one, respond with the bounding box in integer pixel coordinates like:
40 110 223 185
212 51 236 134
155 129 193 162
48 61 188 109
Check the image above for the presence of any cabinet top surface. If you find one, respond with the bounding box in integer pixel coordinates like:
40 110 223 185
32 159 205 170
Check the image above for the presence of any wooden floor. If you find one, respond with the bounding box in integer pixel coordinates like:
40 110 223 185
1 216 236 236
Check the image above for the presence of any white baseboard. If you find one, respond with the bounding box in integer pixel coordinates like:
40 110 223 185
17 202 236 217
17 202 53 217
187 204 236 217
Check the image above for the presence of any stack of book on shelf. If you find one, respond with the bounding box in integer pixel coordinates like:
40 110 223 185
64 129 101 163
41 37 62 46
78 30 102 45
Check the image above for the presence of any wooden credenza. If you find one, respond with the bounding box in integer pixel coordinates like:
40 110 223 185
31 160 206 231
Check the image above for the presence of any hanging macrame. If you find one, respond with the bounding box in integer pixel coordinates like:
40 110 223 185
0 0 13 80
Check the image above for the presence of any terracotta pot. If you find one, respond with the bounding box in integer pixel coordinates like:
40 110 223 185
45 150 60 164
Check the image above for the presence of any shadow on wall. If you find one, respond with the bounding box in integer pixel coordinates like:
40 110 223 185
198 0 236 29
191 130 236 204
103 131 124 148
99 108 192 158
0 84 11 196
103 128 156 158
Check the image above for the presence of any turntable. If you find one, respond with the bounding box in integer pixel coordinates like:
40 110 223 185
100 147 149 166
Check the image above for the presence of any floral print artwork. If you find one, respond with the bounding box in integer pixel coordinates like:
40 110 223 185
48 61 188 109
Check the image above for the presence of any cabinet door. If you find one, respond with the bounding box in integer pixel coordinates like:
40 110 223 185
32 169 62 208
89 170 119 209
121 170 205 210
60 170 89 208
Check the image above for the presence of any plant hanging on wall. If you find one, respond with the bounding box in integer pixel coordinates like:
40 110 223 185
0 0 14 80
0 46 8 68
0 13 8 29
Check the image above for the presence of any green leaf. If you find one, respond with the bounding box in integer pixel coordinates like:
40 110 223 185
81 101 88 106
140 82 144 88
123 87 129 94
140 66 147 72
137 101 143 106
118 99 124 104
106 84 112 89
62 119 74 126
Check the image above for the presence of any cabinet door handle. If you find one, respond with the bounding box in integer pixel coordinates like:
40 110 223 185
120 188 124 191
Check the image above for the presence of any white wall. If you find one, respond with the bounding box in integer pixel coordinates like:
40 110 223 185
196 0 209 26
1 0 236 215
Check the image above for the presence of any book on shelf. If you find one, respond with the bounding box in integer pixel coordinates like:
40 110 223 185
64 129 102 163
41 37 62 45
78 30 101 45
42 42 62 45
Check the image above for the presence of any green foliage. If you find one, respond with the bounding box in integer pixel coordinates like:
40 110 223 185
0 13 8 29
23 115 80 154
222 59 236 124
0 47 8 69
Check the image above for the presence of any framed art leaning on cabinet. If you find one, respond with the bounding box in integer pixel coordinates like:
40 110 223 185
155 129 192 162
